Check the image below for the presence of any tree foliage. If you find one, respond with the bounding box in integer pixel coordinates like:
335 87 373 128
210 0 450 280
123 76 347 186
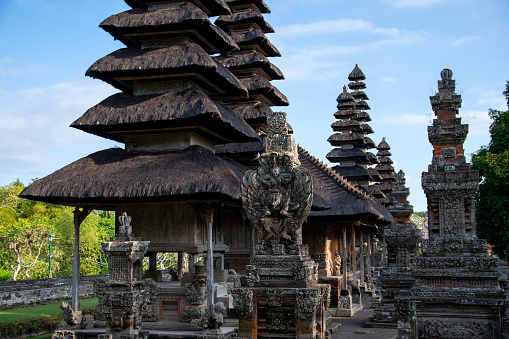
471 81 509 259
0 180 115 280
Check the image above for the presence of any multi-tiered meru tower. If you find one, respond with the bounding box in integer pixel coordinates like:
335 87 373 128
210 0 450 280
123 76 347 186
327 65 378 187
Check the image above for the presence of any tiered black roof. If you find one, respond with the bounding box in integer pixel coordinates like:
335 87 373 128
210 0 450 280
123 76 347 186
374 138 397 206
124 0 231 16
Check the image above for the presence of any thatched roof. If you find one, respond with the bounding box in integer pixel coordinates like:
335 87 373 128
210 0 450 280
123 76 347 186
239 77 289 106
351 90 369 101
375 164 395 172
377 138 391 150
299 148 392 224
226 0 270 13
331 165 373 182
100 4 238 54
366 152 379 164
359 124 374 134
214 51 284 80
216 9 274 34
337 85 355 103
230 27 280 57
378 156 394 164
367 168 383 182
71 87 260 144
355 100 371 110
326 148 370 163
331 120 361 131
231 102 273 124
86 43 247 96
354 111 372 122
124 0 231 16
363 137 376 148
348 81 366 91
20 145 248 208
327 132 365 146
334 109 356 119
348 64 366 81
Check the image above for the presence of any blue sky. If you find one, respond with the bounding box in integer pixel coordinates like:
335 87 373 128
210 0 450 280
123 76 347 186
1 0 508 211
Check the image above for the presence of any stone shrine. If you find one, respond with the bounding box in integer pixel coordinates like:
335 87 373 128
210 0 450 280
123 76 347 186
366 170 420 328
396 69 507 339
233 111 330 338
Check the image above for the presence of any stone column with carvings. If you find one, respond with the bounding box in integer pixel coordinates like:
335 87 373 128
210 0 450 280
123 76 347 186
233 111 330 338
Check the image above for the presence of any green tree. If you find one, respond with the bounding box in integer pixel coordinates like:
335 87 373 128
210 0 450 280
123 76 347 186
0 181 116 280
471 81 509 259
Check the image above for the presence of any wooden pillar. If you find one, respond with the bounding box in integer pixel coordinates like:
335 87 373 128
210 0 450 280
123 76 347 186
351 224 356 280
360 228 365 284
71 207 91 312
366 231 372 274
177 252 184 280
206 208 214 309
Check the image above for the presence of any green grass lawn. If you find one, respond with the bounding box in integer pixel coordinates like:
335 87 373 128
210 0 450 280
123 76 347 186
0 298 98 323
28 334 53 339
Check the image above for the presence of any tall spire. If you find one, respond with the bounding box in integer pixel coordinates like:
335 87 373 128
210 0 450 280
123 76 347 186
326 64 378 186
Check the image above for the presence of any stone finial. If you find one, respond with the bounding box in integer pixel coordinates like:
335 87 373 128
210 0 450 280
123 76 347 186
118 212 132 237
437 68 456 92
441 68 453 81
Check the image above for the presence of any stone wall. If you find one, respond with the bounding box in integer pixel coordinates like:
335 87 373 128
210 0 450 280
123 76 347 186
0 275 106 310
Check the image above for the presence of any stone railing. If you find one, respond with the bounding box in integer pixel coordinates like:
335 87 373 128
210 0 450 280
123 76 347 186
0 275 107 310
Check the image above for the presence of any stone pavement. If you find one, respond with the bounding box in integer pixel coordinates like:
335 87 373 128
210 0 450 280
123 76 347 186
331 309 398 339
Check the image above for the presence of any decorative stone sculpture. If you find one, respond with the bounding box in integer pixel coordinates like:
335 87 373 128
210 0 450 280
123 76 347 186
396 70 507 339
233 111 329 338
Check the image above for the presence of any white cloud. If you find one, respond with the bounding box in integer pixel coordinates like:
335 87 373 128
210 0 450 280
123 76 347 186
0 79 119 185
451 35 481 47
461 110 492 137
276 19 374 37
0 58 49 77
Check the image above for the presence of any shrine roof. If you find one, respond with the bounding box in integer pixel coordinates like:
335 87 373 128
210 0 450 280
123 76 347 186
355 100 371 110
299 148 392 224
375 163 395 172
336 85 355 102
367 168 383 182
124 0 231 16
214 51 284 80
365 184 386 199
215 8 274 34
20 145 248 207
366 152 379 165
229 27 280 57
354 111 372 122
86 43 247 96
377 138 391 150
225 0 270 13
348 64 366 81
328 132 365 146
71 87 259 144
230 102 273 124
238 76 289 106
334 109 356 119
331 120 361 131
348 81 366 91
99 4 238 53
351 91 369 101
331 165 373 182
326 148 370 163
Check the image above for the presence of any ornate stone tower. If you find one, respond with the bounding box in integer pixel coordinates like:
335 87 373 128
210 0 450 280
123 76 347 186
396 69 507 339
233 111 330 338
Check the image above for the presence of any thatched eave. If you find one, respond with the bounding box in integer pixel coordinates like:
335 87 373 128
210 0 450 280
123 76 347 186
71 87 259 144
332 165 373 182
230 28 280 57
215 9 274 34
86 43 248 96
225 0 270 13
20 146 248 207
214 51 284 80
298 147 392 225
327 132 365 146
326 148 370 163
124 0 231 17
100 4 239 54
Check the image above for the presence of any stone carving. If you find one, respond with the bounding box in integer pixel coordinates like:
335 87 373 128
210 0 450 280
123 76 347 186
52 331 76 339
60 301 82 326
296 289 321 320
180 305 206 323
267 311 289 331
203 302 226 331
184 273 206 304
241 113 312 253
418 319 494 339
231 289 253 317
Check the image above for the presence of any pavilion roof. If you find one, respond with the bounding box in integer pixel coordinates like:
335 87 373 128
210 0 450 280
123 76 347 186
326 148 371 163
238 77 289 106
20 146 248 208
86 43 247 96
332 165 373 182
71 87 259 144
99 4 238 53
299 148 392 224
328 132 365 146
124 0 231 16
230 102 273 124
